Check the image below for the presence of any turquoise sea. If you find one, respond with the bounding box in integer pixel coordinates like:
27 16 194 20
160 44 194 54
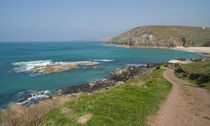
0 41 201 107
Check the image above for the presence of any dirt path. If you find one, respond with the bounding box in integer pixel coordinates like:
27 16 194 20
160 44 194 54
148 68 210 126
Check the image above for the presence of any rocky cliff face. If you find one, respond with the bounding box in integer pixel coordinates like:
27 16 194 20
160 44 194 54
108 25 210 48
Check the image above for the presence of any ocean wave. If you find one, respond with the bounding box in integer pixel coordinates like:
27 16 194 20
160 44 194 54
94 59 114 62
12 60 99 73
126 64 147 67
12 60 53 72
16 90 53 107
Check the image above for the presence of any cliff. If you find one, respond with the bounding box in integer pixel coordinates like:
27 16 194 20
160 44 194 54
108 25 210 48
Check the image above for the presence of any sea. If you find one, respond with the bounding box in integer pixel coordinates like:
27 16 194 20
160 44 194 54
0 41 202 108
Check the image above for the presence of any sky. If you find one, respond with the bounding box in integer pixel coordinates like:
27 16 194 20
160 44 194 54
0 0 210 42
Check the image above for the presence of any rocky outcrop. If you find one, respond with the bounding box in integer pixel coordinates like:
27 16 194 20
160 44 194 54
33 64 78 73
108 25 210 48
58 64 160 95
85 62 99 66
30 62 99 74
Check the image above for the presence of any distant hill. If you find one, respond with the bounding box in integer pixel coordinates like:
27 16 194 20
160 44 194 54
108 25 210 48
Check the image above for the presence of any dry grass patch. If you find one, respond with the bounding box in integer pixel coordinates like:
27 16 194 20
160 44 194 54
77 114 93 125
61 107 74 117
0 95 74 126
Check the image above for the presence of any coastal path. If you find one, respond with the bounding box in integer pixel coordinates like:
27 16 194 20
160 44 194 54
148 68 210 126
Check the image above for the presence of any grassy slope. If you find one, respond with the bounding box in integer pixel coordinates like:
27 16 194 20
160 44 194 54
149 25 210 46
181 59 210 75
41 69 172 126
177 59 210 90
111 25 210 47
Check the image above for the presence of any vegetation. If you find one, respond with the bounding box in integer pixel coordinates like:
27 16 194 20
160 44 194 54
40 69 172 126
149 26 210 46
109 25 210 47
202 41 210 47
175 59 210 90
0 96 72 126
181 34 210 46
181 59 210 75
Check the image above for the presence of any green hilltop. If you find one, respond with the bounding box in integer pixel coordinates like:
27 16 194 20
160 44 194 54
109 25 210 47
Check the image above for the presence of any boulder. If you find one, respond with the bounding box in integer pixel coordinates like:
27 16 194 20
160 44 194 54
33 64 78 73
86 62 98 66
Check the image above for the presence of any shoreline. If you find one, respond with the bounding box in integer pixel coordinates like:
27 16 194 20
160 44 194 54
57 64 159 95
106 44 210 56
173 47 210 56
13 44 208 106
105 44 171 49
14 64 159 107
0 65 171 126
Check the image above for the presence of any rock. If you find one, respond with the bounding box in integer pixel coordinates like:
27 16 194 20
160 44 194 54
77 114 92 125
34 65 41 69
33 64 78 73
115 81 125 85
176 58 186 61
190 57 203 62
86 62 98 66
39 91 45 95
59 64 158 95
108 26 210 48
20 61 102 74
18 94 32 102
78 62 83 65
89 82 95 87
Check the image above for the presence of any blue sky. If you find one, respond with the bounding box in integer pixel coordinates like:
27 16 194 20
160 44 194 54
0 0 210 42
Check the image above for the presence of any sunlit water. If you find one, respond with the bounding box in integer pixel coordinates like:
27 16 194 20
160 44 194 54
0 41 202 107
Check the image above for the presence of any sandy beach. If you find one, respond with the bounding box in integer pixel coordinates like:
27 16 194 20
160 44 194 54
174 47 210 55
107 44 210 56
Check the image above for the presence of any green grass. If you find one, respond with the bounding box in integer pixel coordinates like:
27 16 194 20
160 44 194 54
181 34 210 46
176 59 210 91
40 69 172 126
181 59 210 75
110 25 210 47
203 116 210 120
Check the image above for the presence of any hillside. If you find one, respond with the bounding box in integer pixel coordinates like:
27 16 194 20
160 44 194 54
108 25 210 48
41 69 172 126
0 68 172 126
175 59 210 90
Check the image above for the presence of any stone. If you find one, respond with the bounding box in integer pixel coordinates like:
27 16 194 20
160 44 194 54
33 64 78 74
77 114 92 125
18 94 32 102
86 62 98 66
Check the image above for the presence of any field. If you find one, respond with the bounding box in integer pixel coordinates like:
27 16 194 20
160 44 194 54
176 59 210 90
181 59 210 75
40 69 172 126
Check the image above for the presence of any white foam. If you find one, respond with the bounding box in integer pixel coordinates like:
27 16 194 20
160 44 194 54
55 61 99 66
168 60 179 64
13 60 53 72
16 100 30 106
168 59 192 64
16 90 52 106
126 64 147 67
94 59 114 62
13 60 100 73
